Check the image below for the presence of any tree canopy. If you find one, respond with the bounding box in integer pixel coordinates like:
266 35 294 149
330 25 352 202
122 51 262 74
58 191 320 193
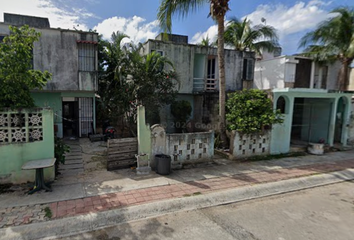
97 31 179 131
299 7 354 90
0 25 51 110
224 17 279 56
199 35 215 47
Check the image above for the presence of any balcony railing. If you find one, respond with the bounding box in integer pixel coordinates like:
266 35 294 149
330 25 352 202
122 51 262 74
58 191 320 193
205 78 217 91
193 78 218 92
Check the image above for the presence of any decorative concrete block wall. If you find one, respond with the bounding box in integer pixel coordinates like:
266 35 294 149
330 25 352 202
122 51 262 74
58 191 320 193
230 130 271 158
0 108 54 184
151 124 214 169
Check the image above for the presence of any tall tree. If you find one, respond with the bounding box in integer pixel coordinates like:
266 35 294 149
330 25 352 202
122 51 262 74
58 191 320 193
299 7 354 91
97 32 178 134
224 17 279 56
97 32 130 128
158 0 230 147
0 25 51 110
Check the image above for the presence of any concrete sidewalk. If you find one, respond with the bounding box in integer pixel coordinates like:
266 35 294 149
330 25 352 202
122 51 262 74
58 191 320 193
0 146 354 239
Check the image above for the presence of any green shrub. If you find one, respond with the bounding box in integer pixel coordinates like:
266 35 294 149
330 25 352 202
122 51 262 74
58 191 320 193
226 89 283 134
54 137 70 175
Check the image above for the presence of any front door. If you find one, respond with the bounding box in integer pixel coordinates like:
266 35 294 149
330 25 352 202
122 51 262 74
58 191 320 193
78 97 93 137
62 101 79 137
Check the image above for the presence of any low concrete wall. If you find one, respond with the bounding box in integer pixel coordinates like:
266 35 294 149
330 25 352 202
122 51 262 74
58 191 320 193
230 130 271 158
0 108 55 184
151 124 214 169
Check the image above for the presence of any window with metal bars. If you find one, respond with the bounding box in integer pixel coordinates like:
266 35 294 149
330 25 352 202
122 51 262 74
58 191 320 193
207 57 216 79
78 43 96 71
243 58 255 80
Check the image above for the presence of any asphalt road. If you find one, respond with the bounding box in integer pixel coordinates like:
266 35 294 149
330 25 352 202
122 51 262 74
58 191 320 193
59 181 354 240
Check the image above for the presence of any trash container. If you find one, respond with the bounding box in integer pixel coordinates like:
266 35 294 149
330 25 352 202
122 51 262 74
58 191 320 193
155 154 171 175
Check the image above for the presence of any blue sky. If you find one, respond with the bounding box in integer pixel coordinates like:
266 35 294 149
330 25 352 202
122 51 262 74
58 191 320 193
1 0 352 54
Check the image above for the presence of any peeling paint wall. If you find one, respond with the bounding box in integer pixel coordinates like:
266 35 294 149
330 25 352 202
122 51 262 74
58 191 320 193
142 40 252 93
230 130 271 158
142 38 254 133
151 124 214 169
0 23 98 92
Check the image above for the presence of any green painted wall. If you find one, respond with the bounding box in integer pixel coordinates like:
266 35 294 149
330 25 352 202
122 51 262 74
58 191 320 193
137 106 151 163
271 89 352 154
32 92 96 138
0 109 55 184
61 92 95 98
32 92 62 124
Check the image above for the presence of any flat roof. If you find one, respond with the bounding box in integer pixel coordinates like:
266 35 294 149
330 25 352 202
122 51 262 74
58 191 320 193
272 88 354 95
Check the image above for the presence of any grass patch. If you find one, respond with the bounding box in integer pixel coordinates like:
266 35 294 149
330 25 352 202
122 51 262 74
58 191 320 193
44 206 52 219
183 192 202 197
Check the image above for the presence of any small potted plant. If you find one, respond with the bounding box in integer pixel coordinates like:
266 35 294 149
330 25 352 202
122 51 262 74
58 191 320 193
307 139 325 155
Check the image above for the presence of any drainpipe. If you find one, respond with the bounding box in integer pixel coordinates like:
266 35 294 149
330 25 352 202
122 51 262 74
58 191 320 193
309 61 315 88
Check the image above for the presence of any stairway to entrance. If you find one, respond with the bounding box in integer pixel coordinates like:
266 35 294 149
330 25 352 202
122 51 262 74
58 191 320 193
60 140 84 176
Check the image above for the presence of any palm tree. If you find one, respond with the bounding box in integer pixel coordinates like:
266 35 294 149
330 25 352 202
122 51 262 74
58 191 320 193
199 35 215 47
157 0 230 147
224 17 279 56
299 7 354 91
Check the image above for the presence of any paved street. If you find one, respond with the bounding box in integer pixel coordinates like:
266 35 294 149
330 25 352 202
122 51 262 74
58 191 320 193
1 158 353 229
60 181 354 240
1 147 354 239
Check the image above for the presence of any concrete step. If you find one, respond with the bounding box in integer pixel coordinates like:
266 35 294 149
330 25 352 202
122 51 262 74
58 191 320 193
60 164 84 170
65 155 82 159
65 153 82 157
64 160 83 165
68 148 81 152
59 169 84 176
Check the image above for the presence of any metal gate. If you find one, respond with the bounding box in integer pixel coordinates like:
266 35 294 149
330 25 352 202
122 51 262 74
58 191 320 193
79 97 93 137
291 98 331 144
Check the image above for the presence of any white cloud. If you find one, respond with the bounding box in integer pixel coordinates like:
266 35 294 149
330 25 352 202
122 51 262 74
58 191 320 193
191 25 218 44
94 16 159 44
0 0 90 30
190 0 333 54
245 0 331 38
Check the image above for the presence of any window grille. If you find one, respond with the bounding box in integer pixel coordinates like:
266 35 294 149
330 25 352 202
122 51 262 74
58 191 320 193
243 58 255 80
78 43 96 72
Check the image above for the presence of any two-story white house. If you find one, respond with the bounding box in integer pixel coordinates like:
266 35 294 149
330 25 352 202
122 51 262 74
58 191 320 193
254 53 342 90
141 34 255 132
0 13 98 138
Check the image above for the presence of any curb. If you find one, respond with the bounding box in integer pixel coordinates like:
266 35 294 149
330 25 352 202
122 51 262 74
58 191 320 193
2 169 354 240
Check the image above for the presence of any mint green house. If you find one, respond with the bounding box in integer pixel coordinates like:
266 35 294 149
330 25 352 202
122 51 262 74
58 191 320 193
271 88 353 154
0 13 98 138
0 109 55 184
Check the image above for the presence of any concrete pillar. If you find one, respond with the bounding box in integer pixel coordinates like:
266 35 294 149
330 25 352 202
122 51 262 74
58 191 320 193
310 61 315 88
341 96 351 146
328 98 338 146
137 105 152 174
93 96 96 134
270 95 294 154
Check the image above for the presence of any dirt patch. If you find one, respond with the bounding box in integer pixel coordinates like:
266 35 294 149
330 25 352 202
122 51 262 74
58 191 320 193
85 155 107 172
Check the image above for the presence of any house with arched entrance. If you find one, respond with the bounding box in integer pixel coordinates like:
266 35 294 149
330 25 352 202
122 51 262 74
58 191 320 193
271 88 353 154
